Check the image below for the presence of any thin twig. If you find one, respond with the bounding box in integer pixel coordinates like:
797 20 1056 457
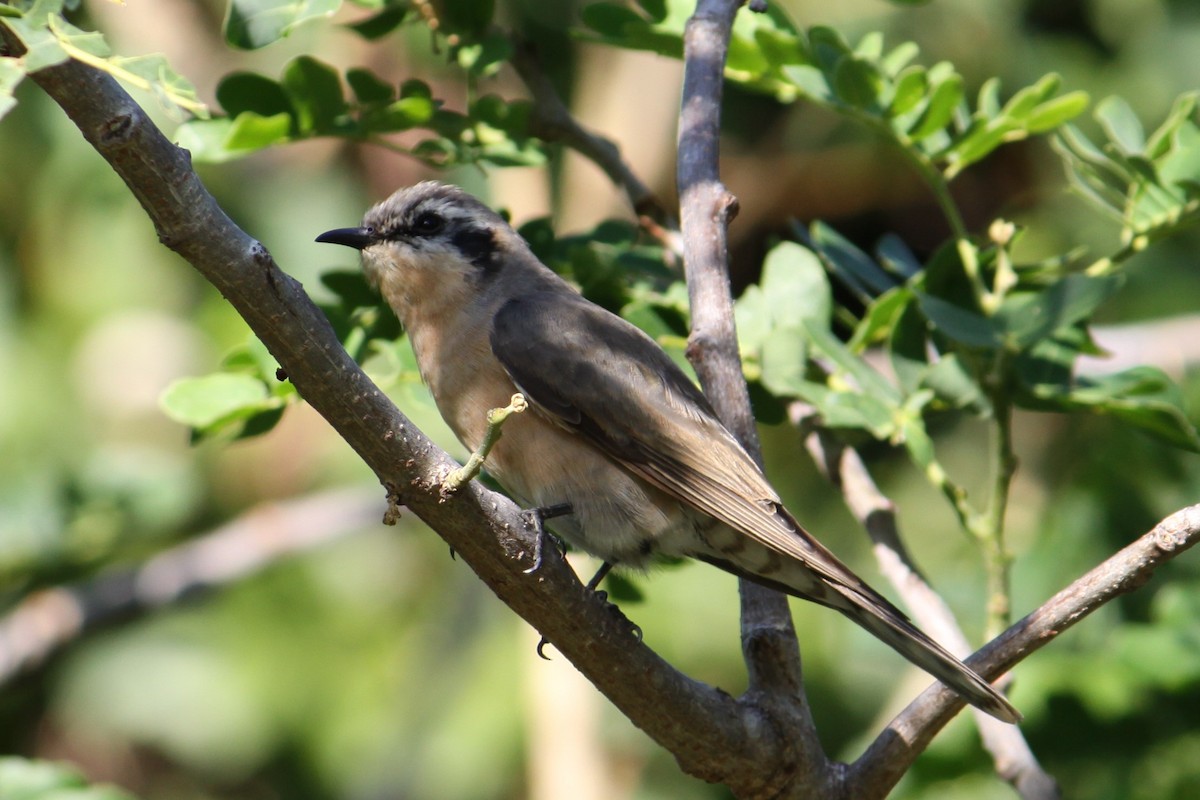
794 404 1060 800
509 34 682 258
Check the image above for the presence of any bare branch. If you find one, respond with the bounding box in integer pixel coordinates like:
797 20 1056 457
794 405 1060 800
0 489 380 686
853 503 1200 795
22 52 786 786
677 1 827 795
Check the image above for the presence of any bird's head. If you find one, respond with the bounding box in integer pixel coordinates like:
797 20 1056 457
317 181 515 321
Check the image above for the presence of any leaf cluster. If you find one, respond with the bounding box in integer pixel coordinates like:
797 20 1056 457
1 0 206 119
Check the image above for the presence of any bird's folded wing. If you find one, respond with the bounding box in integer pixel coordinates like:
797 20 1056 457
489 291 874 594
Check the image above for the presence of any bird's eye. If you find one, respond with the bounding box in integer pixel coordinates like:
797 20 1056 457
411 211 445 235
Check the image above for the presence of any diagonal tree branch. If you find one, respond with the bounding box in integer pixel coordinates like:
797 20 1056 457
853 503 1200 796
509 34 681 255
16 46 785 790
12 10 1200 797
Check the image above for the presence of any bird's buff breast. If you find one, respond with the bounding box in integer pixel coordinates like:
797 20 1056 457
415 331 691 565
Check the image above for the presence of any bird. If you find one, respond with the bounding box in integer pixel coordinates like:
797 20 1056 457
316 181 1021 724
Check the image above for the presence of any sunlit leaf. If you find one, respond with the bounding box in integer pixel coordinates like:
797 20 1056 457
225 0 341 49
160 373 273 429
0 58 23 121
281 56 347 134
1096 95 1146 156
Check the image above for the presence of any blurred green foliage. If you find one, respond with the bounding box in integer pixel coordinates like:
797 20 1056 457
3 0 1200 799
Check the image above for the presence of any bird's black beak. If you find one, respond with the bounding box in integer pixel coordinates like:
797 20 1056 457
315 227 375 250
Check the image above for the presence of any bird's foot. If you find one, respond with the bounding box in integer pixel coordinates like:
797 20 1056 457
521 502 572 574
535 560 642 660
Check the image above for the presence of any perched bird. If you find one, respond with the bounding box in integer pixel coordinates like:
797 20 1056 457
317 181 1020 724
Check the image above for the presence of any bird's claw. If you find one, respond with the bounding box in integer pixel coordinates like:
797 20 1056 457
533 561 640 659
521 502 572 573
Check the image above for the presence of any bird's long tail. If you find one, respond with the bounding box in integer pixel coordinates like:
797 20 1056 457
821 580 1021 723
694 529 1021 724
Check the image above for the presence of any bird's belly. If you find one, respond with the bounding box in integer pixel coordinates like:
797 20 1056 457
485 413 696 566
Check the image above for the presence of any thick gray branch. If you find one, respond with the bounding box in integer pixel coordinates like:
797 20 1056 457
677 1 826 796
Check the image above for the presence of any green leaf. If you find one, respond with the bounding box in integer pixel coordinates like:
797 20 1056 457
281 56 348 134
367 95 436 131
977 76 1002 118
880 40 919 77
1026 366 1200 452
760 327 808 396
851 286 912 350
581 3 643 37
1001 73 1058 119
225 0 341 49
174 117 238 162
805 221 894 299
0 757 139 799
216 71 293 117
875 233 921 279
923 353 989 412
908 67 962 140
346 68 395 104
637 0 668 23
781 64 832 102
793 380 898 438
754 27 807 69
455 31 512 77
832 56 883 109
806 26 851 71
734 285 771 352
760 242 831 329
102 53 207 118
886 294 928 394
888 65 927 117
6 14 207 118
804 321 901 404
437 0 495 38
1145 92 1198 160
1096 95 1146 156
945 118 1016 173
346 2 411 39
994 274 1123 348
224 111 292 150
321 270 378 308
916 293 1002 348
1024 90 1089 133
160 373 273 429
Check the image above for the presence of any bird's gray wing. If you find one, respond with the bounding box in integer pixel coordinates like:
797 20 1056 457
488 291 868 591
491 292 1024 725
